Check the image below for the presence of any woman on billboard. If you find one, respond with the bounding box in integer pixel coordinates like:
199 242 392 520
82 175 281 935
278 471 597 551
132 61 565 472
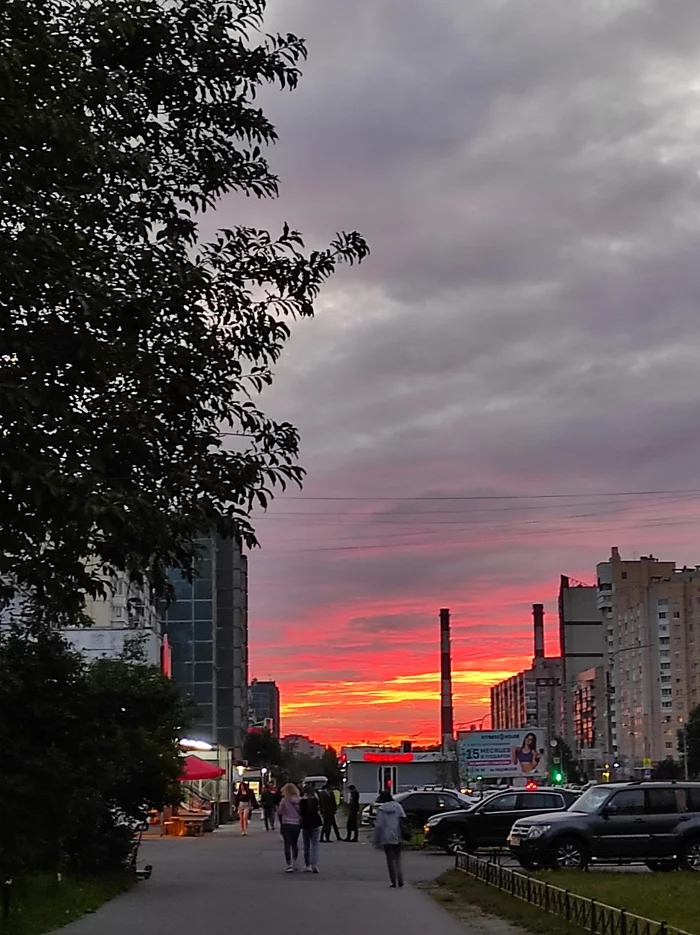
512 732 542 774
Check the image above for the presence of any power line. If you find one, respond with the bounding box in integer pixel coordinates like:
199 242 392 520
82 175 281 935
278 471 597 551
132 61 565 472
281 489 700 502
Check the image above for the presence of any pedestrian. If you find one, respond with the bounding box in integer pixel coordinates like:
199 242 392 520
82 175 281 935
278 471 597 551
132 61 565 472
234 781 258 835
300 784 323 873
345 783 360 842
261 783 277 831
320 783 341 842
277 782 302 872
372 789 407 888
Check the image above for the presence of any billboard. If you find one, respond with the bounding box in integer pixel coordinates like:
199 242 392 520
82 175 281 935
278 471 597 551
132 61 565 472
457 729 547 780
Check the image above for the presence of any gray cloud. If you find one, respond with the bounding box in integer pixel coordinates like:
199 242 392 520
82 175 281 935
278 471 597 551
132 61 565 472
213 2 700 678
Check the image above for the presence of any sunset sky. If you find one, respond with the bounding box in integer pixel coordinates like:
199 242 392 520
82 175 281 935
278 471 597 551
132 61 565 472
210 0 700 747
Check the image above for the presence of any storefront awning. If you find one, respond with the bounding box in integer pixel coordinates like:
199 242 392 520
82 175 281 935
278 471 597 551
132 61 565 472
179 755 226 782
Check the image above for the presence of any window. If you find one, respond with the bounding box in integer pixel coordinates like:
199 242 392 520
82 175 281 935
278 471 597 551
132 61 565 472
662 701 673 709
647 789 677 815
662 689 672 696
658 599 669 607
621 571 628 579
687 789 700 812
666 741 673 748
609 790 645 815
437 793 460 810
481 793 519 813
405 793 438 812
659 612 668 619
521 793 564 810
674 612 682 619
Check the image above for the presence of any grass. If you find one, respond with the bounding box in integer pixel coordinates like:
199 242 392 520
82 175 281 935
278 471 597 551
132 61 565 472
2 874 131 935
432 870 590 935
532 870 700 934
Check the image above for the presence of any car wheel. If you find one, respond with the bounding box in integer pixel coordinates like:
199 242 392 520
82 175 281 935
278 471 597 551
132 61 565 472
445 828 470 854
646 860 678 872
549 836 589 870
679 837 700 872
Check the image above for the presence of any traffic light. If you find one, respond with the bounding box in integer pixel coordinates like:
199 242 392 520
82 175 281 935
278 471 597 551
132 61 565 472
551 769 564 785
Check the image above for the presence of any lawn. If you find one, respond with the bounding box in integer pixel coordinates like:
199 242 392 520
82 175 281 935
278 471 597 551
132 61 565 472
533 871 700 935
432 870 590 935
3 874 131 935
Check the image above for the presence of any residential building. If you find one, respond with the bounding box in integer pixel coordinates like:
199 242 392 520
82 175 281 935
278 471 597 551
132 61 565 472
249 679 281 737
559 575 605 751
163 535 248 758
598 547 700 770
573 666 607 774
1 573 165 668
490 605 562 745
282 734 325 759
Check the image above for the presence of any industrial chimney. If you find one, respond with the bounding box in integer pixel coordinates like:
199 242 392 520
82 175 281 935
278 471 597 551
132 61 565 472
533 603 545 660
440 608 454 748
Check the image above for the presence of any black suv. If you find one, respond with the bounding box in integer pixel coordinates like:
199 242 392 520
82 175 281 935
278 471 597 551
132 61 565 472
367 790 469 830
424 788 579 854
508 781 700 871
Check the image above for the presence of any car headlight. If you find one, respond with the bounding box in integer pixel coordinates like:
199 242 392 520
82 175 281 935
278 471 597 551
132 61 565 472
527 824 551 839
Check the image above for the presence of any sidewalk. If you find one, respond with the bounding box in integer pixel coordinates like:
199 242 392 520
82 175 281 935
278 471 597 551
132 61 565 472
56 821 467 935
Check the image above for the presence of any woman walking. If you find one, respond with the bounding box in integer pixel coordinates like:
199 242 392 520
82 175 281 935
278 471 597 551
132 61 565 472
234 781 258 835
372 789 407 888
300 784 323 873
277 782 302 872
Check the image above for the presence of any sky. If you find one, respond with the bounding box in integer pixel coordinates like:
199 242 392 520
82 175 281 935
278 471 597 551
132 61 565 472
214 0 700 748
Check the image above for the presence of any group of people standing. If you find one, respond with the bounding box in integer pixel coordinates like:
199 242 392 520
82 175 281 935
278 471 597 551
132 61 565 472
233 779 406 886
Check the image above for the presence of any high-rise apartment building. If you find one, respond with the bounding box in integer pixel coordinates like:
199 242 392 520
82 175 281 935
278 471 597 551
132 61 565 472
559 575 605 751
164 535 248 757
249 679 281 737
598 548 700 770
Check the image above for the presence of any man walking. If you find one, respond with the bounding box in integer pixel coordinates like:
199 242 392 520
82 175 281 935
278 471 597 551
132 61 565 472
345 784 360 842
261 783 277 832
320 783 341 841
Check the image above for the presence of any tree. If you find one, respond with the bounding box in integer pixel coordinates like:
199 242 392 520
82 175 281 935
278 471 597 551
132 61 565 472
651 758 684 781
0 0 368 624
678 705 700 778
321 746 342 786
243 729 282 769
0 625 191 878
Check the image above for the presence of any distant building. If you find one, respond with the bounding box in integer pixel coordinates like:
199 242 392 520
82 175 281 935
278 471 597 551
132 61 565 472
341 745 456 804
163 535 248 758
573 666 608 775
282 734 325 758
249 679 281 737
491 604 562 745
598 548 700 770
559 575 605 751
1 572 165 668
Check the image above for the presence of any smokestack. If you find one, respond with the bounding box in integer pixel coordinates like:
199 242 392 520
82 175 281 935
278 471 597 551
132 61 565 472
440 608 454 747
533 603 545 660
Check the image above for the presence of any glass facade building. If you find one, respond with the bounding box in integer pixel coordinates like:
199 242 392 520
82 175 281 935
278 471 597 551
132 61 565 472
164 535 248 756
249 679 281 737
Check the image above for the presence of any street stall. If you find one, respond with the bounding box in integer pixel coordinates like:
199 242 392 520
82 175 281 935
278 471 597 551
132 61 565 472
163 755 226 836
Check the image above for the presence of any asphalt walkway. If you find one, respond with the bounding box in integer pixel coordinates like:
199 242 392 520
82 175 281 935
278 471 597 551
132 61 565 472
56 819 471 935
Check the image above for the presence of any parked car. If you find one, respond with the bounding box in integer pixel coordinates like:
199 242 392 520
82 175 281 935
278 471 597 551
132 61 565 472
424 788 579 854
364 789 470 829
508 781 700 871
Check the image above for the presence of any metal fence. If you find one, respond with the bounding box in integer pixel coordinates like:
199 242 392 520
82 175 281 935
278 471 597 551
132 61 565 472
454 852 694 935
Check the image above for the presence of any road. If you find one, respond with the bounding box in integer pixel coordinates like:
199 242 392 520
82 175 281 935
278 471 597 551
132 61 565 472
57 820 524 935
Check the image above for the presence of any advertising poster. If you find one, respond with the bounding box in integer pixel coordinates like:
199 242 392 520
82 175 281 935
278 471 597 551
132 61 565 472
457 729 547 781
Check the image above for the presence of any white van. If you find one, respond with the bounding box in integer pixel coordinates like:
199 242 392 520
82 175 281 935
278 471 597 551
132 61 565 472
302 775 329 791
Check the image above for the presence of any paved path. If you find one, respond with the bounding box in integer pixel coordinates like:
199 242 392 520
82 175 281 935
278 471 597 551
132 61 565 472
57 821 469 935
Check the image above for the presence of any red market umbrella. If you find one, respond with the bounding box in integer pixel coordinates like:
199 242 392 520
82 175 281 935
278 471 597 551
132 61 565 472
179 755 226 782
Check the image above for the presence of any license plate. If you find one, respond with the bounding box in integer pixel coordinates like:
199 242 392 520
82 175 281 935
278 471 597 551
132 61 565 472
508 834 520 847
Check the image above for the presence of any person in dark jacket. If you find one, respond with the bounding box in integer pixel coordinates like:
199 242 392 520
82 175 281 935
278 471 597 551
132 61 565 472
320 783 341 842
345 784 360 842
234 782 258 835
299 784 323 872
261 784 277 831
